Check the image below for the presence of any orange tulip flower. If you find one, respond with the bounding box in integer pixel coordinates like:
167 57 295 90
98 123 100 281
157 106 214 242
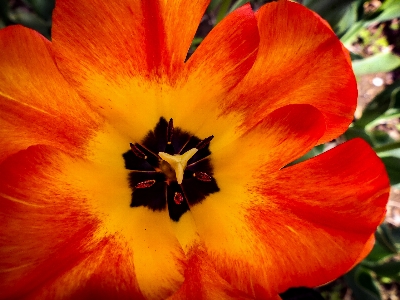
0 0 389 299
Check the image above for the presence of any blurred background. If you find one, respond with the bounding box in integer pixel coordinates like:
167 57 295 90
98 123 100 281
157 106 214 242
1 0 400 299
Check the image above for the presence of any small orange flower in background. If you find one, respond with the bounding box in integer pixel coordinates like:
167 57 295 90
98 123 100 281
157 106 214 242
0 0 390 299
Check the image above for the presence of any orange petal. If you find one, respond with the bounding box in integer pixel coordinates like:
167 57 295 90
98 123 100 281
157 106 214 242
168 244 254 300
188 104 325 297
51 0 209 130
173 3 259 134
263 138 389 234
247 139 388 293
53 0 209 79
351 233 375 269
210 104 325 173
188 138 388 297
225 1 357 144
0 26 99 163
0 145 186 299
51 3 259 144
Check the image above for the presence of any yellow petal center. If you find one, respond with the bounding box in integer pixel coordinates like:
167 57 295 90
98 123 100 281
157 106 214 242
158 148 198 184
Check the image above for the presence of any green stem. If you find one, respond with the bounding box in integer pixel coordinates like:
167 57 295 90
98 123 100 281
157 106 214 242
374 141 400 153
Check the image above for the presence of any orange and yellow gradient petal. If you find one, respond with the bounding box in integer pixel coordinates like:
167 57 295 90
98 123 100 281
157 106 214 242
53 0 209 80
0 26 100 163
168 244 255 300
52 2 260 146
0 0 390 298
51 0 214 142
225 0 357 144
0 144 187 299
188 133 389 297
172 4 259 139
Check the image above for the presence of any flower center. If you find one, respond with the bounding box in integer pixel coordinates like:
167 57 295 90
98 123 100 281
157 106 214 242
158 149 198 184
122 117 220 221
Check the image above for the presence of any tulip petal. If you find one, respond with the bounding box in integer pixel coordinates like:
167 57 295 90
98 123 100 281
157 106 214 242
52 2 260 146
168 245 254 300
225 0 357 144
188 137 388 297
247 138 389 292
211 104 326 172
0 145 186 299
0 26 99 163
51 0 212 140
172 4 259 138
52 0 209 137
53 0 209 78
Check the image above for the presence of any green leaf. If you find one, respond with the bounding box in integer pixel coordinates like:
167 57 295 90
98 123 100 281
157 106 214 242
333 1 360 36
391 226 400 250
370 130 395 146
355 79 400 128
344 127 374 146
209 0 223 11
381 156 400 187
350 51 364 60
215 0 231 23
375 141 400 158
30 0 55 20
365 242 396 263
303 0 362 36
372 0 400 23
191 37 203 47
0 0 9 26
9 8 51 38
375 224 399 254
366 261 400 279
341 20 365 46
287 145 324 166
341 0 400 46
229 0 249 13
365 225 400 263
345 266 381 300
352 52 400 76
367 109 400 129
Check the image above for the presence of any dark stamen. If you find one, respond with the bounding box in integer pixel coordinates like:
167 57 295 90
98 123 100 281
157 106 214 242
174 192 184 205
196 135 214 150
177 135 193 154
123 117 219 222
187 155 210 167
167 118 174 144
193 172 212 182
130 143 147 159
135 179 156 189
133 143 161 168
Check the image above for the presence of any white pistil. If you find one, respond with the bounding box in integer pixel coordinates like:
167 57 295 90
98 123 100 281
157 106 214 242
158 148 198 184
